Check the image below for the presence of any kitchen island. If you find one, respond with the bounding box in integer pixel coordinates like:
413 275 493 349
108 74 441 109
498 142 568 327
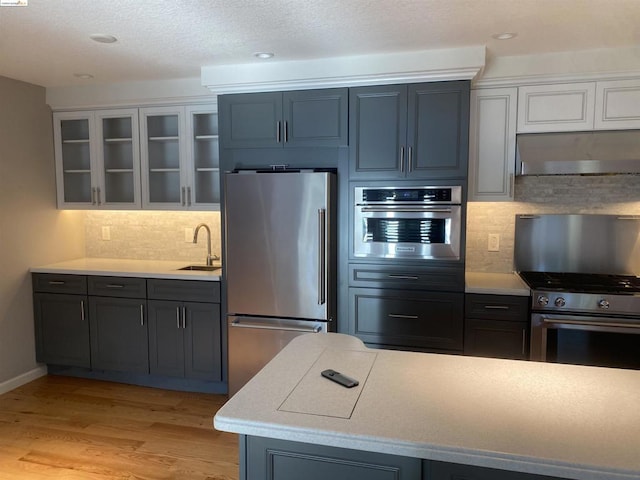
214 333 640 480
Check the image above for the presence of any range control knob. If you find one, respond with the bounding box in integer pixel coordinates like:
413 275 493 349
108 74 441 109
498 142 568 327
554 297 566 307
537 295 549 306
598 299 610 309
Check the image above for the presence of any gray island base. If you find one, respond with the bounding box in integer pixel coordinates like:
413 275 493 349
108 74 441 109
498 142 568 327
214 333 640 480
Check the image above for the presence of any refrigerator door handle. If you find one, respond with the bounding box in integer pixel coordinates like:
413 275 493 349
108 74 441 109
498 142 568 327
230 319 323 333
318 208 326 305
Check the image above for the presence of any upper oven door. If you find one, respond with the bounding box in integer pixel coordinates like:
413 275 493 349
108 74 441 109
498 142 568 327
354 204 461 260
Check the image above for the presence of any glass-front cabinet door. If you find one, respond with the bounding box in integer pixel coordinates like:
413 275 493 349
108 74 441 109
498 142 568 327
139 106 187 209
53 109 141 209
186 104 220 209
53 112 97 208
96 109 141 208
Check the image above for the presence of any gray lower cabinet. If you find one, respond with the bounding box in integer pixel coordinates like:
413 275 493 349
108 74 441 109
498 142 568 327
88 276 148 373
426 461 569 480
242 436 421 480
147 300 222 381
147 279 222 382
349 287 464 352
241 436 569 480
464 294 530 360
33 274 90 368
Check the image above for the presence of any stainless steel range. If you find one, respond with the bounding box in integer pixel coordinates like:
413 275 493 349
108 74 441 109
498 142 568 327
515 214 640 369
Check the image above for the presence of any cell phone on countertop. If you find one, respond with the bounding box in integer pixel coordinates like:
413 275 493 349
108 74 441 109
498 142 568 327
321 369 359 388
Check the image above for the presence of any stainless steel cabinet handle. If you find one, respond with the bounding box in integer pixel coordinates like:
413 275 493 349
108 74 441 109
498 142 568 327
542 317 640 331
105 284 125 289
80 300 85 321
48 280 65 285
276 121 282 143
521 329 526 356
96 187 101 206
187 186 192 206
230 319 322 333
91 187 97 205
176 307 181 329
284 121 289 143
388 275 419 280
181 186 185 206
509 173 514 197
182 306 186 329
399 146 405 172
388 313 418 319
317 208 326 305
484 305 509 310
407 146 413 173
361 206 453 213
140 304 144 326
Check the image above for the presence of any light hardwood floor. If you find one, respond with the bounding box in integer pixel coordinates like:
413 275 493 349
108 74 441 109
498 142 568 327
0 375 238 479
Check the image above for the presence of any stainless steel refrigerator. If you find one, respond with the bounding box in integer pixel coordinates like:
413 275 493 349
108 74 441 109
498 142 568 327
224 170 336 396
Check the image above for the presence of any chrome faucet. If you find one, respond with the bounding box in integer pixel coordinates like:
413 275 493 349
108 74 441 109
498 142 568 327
193 223 219 266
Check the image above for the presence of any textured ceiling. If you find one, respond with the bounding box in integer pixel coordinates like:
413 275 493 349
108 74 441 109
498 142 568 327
0 0 639 88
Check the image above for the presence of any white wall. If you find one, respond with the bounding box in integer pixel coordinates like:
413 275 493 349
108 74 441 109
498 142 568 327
0 76 85 392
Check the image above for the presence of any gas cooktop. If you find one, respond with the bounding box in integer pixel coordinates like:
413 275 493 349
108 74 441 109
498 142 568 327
519 271 640 295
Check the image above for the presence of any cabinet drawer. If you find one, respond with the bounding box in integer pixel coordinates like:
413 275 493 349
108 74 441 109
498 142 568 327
88 276 146 298
32 273 87 294
465 294 529 321
350 287 464 351
147 279 220 303
349 264 464 291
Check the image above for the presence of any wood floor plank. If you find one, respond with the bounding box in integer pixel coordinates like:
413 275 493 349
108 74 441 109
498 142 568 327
0 376 239 479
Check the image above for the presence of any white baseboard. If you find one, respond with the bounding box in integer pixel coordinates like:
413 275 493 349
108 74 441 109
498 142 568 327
0 366 48 395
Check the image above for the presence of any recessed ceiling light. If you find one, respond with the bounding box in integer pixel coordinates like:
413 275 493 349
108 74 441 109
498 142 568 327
90 34 118 44
254 52 274 59
492 32 517 40
74 73 94 80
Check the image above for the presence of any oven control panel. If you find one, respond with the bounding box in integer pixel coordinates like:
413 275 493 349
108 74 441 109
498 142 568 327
532 291 640 316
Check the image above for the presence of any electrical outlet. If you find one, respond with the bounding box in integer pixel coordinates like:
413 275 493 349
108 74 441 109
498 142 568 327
488 233 500 252
101 226 111 241
185 227 194 242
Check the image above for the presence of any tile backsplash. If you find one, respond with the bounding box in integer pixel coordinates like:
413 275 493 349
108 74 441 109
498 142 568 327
85 211 221 262
82 176 639 273
466 175 640 273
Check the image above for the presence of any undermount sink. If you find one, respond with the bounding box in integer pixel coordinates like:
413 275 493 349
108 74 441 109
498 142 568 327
178 265 221 272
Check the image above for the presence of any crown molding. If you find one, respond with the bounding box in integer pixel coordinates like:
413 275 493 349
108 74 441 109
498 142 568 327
202 47 485 94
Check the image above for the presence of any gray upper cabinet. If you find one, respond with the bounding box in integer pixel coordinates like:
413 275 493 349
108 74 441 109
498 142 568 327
219 88 348 149
349 81 470 180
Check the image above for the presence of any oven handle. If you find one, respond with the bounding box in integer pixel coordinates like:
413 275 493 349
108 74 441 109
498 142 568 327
360 206 454 213
541 316 640 334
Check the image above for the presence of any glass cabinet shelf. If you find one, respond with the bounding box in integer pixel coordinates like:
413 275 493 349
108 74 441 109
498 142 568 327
104 138 133 143
63 169 92 173
148 136 180 141
195 134 219 140
62 139 90 144
105 169 134 173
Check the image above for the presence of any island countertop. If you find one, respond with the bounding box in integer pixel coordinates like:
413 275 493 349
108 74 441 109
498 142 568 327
214 333 640 480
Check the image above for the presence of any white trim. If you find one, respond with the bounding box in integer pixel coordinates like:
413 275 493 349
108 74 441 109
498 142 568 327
474 70 640 89
201 47 485 95
0 366 47 395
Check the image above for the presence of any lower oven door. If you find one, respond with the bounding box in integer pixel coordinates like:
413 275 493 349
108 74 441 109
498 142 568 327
353 205 461 260
531 313 640 369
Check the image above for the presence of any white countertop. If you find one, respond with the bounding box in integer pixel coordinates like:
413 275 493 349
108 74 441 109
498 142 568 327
31 258 221 281
214 333 640 480
466 271 531 296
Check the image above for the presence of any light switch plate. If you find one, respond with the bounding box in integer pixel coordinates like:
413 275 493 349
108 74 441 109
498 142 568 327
488 233 500 252
101 226 111 241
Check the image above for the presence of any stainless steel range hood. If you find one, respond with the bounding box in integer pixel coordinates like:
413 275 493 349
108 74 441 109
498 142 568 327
516 130 640 175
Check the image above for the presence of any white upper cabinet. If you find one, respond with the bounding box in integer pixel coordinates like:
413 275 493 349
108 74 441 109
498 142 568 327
594 79 640 130
139 104 219 210
54 109 141 209
517 83 596 133
468 88 518 201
